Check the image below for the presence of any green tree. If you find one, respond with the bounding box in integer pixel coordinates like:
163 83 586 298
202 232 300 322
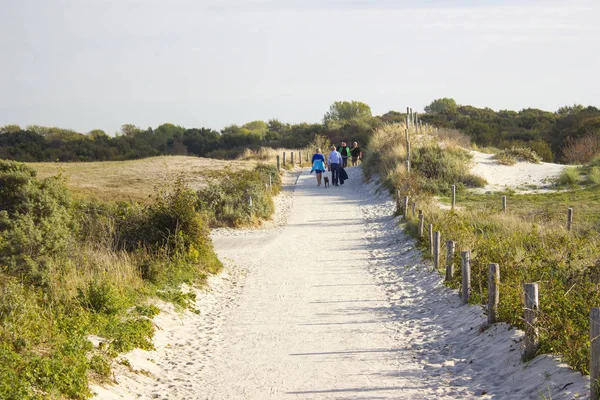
557 104 585 115
424 98 458 114
323 101 372 129
118 124 143 137
0 124 21 134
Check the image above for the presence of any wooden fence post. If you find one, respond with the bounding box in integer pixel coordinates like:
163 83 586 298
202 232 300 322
445 240 455 281
276 155 280 171
403 196 409 219
428 224 434 256
306 152 309 163
405 127 409 143
591 307 600 399
248 195 253 207
418 211 424 237
411 202 416 217
405 115 410 129
396 189 401 214
283 152 286 167
451 185 456 210
523 283 539 360
567 207 573 231
488 263 500 324
269 174 272 189
299 151 302 166
291 152 294 165
502 196 507 213
405 160 411 173
406 140 411 161
461 250 471 305
433 231 441 269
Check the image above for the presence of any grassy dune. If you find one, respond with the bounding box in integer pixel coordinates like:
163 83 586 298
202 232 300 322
364 122 600 374
28 156 258 203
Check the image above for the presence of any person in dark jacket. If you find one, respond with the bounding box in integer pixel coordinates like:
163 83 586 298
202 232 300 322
338 142 350 168
350 142 362 166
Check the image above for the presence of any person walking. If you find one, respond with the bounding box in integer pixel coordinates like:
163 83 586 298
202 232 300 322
311 148 326 186
327 145 343 186
350 142 362 166
338 142 351 168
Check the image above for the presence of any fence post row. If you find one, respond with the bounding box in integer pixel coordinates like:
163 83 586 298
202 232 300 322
445 240 455 281
461 250 471 305
523 283 539 360
488 263 500 324
418 211 424 237
591 307 600 399
433 231 441 269
567 207 573 231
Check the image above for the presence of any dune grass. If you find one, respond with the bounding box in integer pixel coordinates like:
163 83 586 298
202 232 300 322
363 122 600 375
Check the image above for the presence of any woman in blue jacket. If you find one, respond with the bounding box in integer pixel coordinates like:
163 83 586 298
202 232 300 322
311 148 326 186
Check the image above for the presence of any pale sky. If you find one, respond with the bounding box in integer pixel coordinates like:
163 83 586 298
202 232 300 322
1 0 599 134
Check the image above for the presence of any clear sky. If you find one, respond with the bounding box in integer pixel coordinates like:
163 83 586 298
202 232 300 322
1 0 598 134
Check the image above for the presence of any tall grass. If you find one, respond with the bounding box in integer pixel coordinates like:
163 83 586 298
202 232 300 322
363 125 600 374
363 123 486 196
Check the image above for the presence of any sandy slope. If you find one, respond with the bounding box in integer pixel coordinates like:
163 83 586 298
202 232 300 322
470 150 567 193
92 166 588 399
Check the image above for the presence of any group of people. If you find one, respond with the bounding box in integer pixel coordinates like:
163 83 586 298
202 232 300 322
311 142 362 187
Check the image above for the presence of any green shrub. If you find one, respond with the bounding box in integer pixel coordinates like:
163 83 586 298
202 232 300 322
589 167 600 185
494 147 541 165
89 354 111 379
493 152 516 165
198 164 281 227
557 167 580 186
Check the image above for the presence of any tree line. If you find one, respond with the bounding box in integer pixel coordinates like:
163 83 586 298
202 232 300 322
1 99 599 163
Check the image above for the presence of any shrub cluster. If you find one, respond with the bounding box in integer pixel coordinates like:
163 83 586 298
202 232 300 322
198 164 282 227
493 147 542 165
363 123 486 197
0 160 227 399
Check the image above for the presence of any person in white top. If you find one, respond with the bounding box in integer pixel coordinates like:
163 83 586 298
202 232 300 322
327 145 343 186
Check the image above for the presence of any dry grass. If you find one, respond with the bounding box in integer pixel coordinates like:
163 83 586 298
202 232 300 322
27 156 259 203
237 147 305 164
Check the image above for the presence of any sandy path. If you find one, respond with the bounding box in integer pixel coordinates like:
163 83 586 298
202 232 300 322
206 169 469 399
92 167 588 399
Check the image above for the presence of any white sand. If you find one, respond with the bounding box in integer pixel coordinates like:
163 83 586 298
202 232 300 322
92 164 588 399
470 150 567 193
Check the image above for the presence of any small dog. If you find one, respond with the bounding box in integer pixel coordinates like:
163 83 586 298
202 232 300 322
323 177 330 188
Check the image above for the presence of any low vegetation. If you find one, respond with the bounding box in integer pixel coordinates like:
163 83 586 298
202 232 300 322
493 147 542 165
0 159 282 399
364 122 600 375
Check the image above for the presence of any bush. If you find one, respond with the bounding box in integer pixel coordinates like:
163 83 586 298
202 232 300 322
494 147 541 164
198 164 281 227
557 167 580 187
589 167 600 185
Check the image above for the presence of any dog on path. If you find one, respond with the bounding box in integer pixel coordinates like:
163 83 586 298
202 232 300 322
323 177 330 188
